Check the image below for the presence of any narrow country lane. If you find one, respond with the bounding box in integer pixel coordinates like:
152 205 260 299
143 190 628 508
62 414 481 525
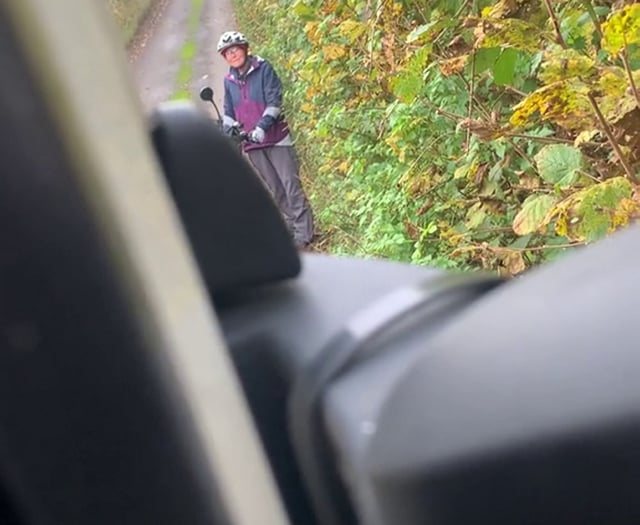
127 0 236 116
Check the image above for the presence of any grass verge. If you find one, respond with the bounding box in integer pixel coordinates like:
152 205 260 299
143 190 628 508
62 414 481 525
170 0 205 100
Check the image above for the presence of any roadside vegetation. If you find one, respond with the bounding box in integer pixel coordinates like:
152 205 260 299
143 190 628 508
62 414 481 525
234 0 640 275
106 0 156 43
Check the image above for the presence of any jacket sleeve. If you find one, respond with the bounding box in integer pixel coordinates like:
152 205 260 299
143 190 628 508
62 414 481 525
222 79 237 135
256 61 283 132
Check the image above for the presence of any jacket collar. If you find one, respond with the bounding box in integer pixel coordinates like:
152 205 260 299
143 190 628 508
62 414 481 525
229 55 262 82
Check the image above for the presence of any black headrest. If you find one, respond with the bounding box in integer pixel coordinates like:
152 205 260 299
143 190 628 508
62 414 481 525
150 103 301 295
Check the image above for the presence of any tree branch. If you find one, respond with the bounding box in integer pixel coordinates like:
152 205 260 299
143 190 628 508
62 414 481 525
408 0 429 23
454 241 584 253
543 0 568 49
583 0 603 41
621 48 640 108
425 100 466 121
432 0 472 47
503 137 539 175
586 92 638 182
504 242 585 252
466 50 477 152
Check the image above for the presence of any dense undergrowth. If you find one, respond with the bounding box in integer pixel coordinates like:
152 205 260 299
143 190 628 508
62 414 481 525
234 0 640 274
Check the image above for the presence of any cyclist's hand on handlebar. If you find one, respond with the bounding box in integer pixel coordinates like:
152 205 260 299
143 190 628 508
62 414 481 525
248 127 265 144
223 120 243 136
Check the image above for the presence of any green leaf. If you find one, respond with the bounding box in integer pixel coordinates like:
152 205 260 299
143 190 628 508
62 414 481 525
407 21 439 43
292 1 316 20
474 47 501 73
488 162 503 182
534 144 584 188
391 46 431 102
576 177 634 241
491 139 507 159
512 194 558 235
466 202 487 228
551 177 636 242
493 48 518 86
509 233 532 249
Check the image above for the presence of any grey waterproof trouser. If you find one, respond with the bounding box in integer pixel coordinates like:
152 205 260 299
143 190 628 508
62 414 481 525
246 145 315 246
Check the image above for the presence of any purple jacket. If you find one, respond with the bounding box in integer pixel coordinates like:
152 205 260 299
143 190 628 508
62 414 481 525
223 56 290 151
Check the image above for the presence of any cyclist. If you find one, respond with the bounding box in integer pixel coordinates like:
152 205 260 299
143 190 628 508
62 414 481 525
217 30 315 249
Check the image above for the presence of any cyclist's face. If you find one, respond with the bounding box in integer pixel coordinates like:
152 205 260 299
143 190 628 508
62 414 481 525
223 46 247 68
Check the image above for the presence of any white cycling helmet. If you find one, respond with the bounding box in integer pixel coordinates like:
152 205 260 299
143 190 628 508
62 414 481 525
217 31 249 54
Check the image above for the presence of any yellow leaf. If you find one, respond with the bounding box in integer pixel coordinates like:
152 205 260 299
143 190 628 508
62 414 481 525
574 130 599 146
305 85 319 98
346 190 359 201
338 19 368 43
320 0 339 15
398 147 407 163
304 21 320 44
474 18 544 53
286 50 304 69
509 80 594 131
499 251 526 276
322 44 347 61
602 4 640 57
598 67 628 95
454 160 478 180
538 48 596 84
337 161 350 173
612 197 640 228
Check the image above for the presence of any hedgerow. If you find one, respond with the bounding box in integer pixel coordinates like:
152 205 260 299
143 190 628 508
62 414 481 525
235 0 640 273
